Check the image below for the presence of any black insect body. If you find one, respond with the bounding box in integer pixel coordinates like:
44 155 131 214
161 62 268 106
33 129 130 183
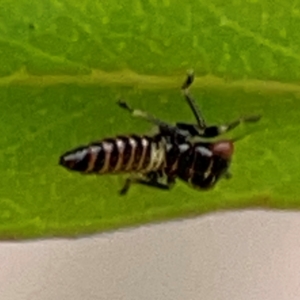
167 140 234 190
59 72 261 195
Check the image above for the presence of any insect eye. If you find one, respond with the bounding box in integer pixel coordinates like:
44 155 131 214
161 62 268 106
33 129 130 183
210 141 234 160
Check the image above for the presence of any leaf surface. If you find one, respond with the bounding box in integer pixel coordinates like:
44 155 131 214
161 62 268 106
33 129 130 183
0 0 299 239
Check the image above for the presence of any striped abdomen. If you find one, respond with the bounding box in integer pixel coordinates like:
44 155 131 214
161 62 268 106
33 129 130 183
59 135 166 174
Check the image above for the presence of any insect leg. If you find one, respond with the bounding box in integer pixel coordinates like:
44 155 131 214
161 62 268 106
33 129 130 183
119 172 174 195
119 177 133 195
117 100 169 127
181 71 261 138
135 178 170 190
176 115 261 139
181 70 207 130
117 100 179 137
135 172 173 190
214 115 262 135
119 173 164 195
202 114 262 138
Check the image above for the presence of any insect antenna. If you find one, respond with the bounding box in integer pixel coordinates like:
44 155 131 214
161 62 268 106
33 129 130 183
229 121 262 143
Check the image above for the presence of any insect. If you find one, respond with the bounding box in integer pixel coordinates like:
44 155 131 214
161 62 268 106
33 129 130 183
59 71 261 195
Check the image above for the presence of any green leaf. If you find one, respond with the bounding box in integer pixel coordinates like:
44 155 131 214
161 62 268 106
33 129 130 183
1 0 300 239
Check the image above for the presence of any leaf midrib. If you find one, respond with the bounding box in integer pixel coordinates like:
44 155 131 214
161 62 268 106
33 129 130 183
2 67 300 95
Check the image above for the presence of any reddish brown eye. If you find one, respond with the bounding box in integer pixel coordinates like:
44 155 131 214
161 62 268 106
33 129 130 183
210 140 234 160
